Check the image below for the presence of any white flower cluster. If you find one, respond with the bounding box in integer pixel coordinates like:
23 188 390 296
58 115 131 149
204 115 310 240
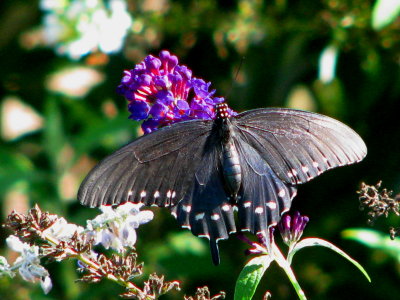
0 202 153 294
4 236 52 294
86 202 154 252
40 0 132 59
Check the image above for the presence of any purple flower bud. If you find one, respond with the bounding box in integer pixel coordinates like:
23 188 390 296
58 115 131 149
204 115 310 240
150 102 168 120
128 101 150 120
141 119 159 134
278 211 309 247
144 55 161 73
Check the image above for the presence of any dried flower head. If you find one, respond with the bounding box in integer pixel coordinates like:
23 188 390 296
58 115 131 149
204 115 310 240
184 286 226 300
358 181 400 225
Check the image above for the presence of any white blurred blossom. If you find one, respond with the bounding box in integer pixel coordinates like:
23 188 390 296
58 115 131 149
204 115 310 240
86 202 154 252
41 0 132 59
6 236 52 294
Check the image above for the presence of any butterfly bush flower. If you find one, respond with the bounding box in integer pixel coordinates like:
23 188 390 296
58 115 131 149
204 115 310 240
86 202 153 252
278 211 309 248
6 235 52 294
42 217 84 241
117 50 235 133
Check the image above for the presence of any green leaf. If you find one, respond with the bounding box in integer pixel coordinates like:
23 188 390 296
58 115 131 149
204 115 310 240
289 238 371 282
372 0 400 30
342 228 400 261
234 255 272 300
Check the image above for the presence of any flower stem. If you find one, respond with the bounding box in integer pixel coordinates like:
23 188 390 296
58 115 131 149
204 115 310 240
272 243 307 300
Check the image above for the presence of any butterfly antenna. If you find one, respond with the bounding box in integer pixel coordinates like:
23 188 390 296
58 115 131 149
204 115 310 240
225 56 245 101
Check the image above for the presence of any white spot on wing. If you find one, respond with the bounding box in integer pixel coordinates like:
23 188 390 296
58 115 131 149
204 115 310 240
182 205 191 213
266 201 277 209
244 201 251 208
255 206 264 214
313 161 319 168
278 189 286 197
171 211 177 218
166 190 172 198
222 204 230 211
301 165 309 173
211 214 220 221
195 212 205 221
128 190 133 196
154 191 160 198
140 191 146 197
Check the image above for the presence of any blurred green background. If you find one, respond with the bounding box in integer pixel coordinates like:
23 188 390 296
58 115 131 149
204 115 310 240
1 0 400 299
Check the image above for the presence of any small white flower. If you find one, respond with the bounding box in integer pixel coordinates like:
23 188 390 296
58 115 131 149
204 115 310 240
42 217 84 240
6 235 52 293
85 202 153 252
41 275 53 294
6 235 28 252
0 256 13 278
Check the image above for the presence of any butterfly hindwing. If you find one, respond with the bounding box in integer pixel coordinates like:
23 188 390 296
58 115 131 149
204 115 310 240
171 133 236 265
235 138 297 236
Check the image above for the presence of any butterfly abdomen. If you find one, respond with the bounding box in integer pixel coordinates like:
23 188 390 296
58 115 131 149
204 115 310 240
222 138 242 199
215 103 243 200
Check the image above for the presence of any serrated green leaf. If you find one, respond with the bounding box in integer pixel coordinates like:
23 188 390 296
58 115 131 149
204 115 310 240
289 238 371 282
234 255 272 300
372 0 400 30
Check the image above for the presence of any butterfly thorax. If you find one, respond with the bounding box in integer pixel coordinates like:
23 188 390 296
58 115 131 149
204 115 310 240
215 103 242 201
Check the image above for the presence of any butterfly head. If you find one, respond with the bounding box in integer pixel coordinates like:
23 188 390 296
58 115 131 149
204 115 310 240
215 103 231 120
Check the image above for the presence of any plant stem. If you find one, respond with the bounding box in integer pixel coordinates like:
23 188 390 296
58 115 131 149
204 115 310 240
272 243 307 300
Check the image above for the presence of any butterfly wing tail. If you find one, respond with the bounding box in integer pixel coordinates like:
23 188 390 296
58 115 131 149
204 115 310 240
210 240 220 265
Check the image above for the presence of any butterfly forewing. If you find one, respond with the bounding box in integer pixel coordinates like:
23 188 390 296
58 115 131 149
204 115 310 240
78 120 213 208
233 108 367 185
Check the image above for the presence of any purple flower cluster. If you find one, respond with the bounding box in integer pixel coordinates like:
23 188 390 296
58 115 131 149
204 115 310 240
117 50 234 133
278 211 309 247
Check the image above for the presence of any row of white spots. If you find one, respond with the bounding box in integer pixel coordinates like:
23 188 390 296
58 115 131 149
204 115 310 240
128 189 176 199
243 201 277 213
286 159 331 181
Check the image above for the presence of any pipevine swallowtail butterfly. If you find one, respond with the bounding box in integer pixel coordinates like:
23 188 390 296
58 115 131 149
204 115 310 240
78 103 366 265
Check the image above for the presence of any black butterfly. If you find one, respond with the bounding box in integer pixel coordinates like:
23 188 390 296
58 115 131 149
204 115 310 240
78 103 366 264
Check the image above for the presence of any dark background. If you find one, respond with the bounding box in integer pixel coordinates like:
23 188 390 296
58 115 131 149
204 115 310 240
1 0 400 299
